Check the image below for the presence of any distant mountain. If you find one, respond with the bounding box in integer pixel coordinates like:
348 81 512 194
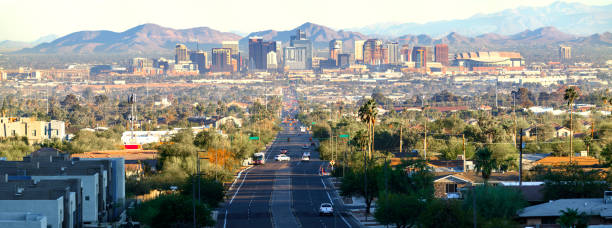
353 1 612 37
0 34 58 53
389 26 611 62
19 23 241 54
240 22 368 52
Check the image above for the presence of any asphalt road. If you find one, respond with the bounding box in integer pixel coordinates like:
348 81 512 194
217 123 361 228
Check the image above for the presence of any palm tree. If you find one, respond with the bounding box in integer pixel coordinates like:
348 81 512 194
557 208 587 228
564 87 579 162
473 147 496 183
358 98 378 159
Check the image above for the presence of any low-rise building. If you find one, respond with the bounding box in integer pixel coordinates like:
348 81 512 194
518 194 612 226
0 117 65 143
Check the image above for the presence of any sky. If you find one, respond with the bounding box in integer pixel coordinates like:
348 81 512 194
0 0 610 42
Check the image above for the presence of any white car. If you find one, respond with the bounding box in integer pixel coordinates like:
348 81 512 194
275 154 290 161
301 155 310 161
319 203 333 216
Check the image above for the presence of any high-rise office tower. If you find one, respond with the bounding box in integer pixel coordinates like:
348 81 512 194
189 50 207 72
267 51 278 69
222 41 239 57
401 45 412 62
425 46 434 62
248 37 265 70
211 48 232 72
412 47 427 68
248 37 278 70
386 42 400 64
285 30 312 70
559 45 571 62
354 40 366 62
363 39 383 65
435 44 449 66
329 39 343 62
175 44 189 63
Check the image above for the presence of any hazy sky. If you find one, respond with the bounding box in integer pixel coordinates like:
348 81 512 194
1 0 610 41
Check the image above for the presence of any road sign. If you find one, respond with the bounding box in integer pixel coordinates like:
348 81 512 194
249 136 260 140
330 160 335 166
339 134 349 138
311 122 316 125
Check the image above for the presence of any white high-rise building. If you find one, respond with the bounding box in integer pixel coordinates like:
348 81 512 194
354 40 366 62
266 51 277 69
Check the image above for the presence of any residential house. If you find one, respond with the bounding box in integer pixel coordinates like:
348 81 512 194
518 193 612 226
555 126 572 138
432 172 519 199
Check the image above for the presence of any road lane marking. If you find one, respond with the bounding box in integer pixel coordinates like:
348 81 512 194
320 178 327 189
339 213 352 228
224 167 253 228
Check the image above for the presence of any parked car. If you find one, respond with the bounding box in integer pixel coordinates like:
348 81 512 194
275 154 290 161
319 203 333 216
302 145 309 149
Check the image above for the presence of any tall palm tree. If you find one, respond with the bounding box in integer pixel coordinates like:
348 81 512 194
358 99 378 159
474 147 496 183
564 87 579 162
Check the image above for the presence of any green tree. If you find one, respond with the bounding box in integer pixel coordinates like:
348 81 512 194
535 165 608 200
564 86 580 160
340 166 380 214
463 185 527 227
129 194 214 228
418 199 471 228
473 147 496 182
374 192 424 228
557 208 588 228
181 175 225 208
359 98 378 159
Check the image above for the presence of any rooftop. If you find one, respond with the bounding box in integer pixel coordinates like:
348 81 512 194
519 198 612 218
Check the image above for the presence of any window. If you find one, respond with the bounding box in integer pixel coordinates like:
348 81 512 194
85 196 90 201
445 184 457 193
32 130 36 136
11 130 16 136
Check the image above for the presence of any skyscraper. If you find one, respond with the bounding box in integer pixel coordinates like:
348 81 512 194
329 39 343 62
175 44 189 63
248 37 279 71
435 44 449 66
211 48 232 72
401 45 412 62
267 51 278 70
559 45 571 62
189 50 207 72
282 30 312 70
363 39 383 65
386 42 400 64
412 47 427 68
222 41 239 57
425 46 434 62
248 37 265 70
354 40 366 62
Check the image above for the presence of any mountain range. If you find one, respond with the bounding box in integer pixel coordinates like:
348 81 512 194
4 1 611 58
17 24 240 54
353 1 612 37
0 34 57 53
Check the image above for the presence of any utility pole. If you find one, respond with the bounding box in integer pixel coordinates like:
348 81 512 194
519 128 523 187
424 116 427 160
399 123 403 154
462 134 466 172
